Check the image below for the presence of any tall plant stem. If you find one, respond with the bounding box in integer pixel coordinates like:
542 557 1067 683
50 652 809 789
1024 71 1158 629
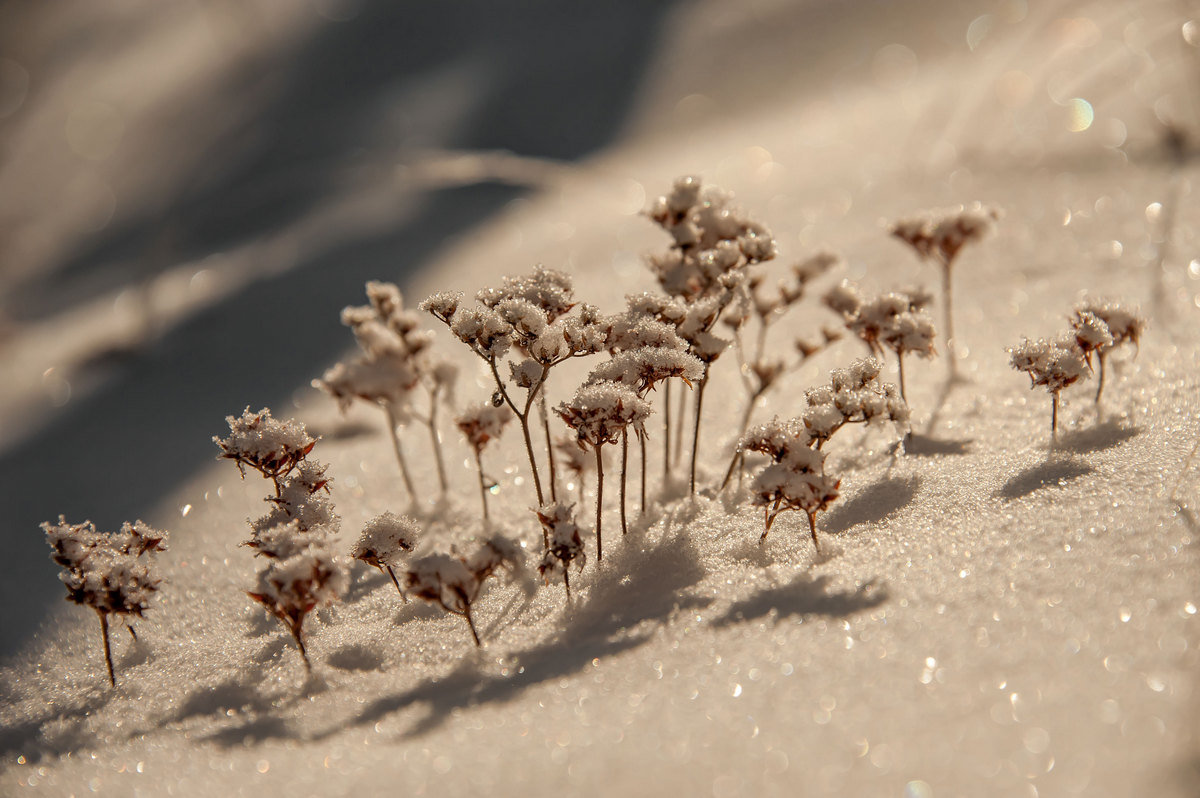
385 565 407 603
674 380 687 467
620 431 629 537
689 373 710 495
487 359 545 507
474 449 490 522
594 445 604 562
638 432 648 515
897 352 907 403
424 393 448 494
563 568 571 600
807 511 821 553
1051 391 1060 441
1095 352 1107 404
540 389 558 502
291 625 311 671
942 261 957 376
663 380 672 484
384 405 417 503
98 610 115 687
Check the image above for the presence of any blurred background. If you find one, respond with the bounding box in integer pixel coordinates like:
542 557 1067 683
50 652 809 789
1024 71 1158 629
0 0 1195 653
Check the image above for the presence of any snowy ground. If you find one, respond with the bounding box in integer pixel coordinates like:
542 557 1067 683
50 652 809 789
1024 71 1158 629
2 1 1199 796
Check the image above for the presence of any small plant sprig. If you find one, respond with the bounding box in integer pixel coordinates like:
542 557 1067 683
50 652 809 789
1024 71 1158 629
590 311 703 527
535 502 585 599
421 266 608 512
890 204 1000 369
43 517 168 686
1072 299 1146 403
644 176 777 493
1009 336 1090 440
455 402 514 522
316 281 458 503
557 382 651 562
215 407 348 670
830 286 938 403
739 358 908 552
405 534 522 647
352 512 419 600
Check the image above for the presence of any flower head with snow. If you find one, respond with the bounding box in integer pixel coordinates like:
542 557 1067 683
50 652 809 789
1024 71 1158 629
214 407 316 484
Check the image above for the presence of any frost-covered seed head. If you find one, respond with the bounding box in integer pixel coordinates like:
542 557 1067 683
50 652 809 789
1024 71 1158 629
42 516 169 617
456 402 513 453
352 512 419 569
557 383 653 447
214 407 317 481
419 291 463 324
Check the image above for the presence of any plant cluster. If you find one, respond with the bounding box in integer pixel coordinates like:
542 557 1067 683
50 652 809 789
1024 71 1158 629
215 407 348 670
42 517 168 686
351 511 420 598
316 281 457 502
455 402 514 521
535 502 585 598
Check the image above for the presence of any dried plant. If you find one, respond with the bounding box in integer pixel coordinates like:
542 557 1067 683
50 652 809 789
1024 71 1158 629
215 407 347 670
405 535 522 647
557 383 651 562
829 287 938 403
535 502 585 599
644 177 777 494
1072 299 1146 403
890 204 1000 370
421 266 607 512
455 402 514 521
352 512 420 599
43 517 168 686
316 281 457 503
1009 336 1090 439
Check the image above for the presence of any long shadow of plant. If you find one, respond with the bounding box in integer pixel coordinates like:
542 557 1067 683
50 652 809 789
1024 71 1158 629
996 457 1095 500
1056 421 1140 454
712 574 887 628
0 689 115 762
289 531 712 743
822 475 921 536
905 433 973 456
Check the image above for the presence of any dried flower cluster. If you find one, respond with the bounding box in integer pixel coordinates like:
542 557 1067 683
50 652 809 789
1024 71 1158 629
216 407 347 670
352 511 419 598
1072 299 1146 403
739 358 908 551
456 402 514 521
405 534 523 646
826 283 938 402
43 516 168 686
535 502 585 598
890 203 1000 366
316 281 457 501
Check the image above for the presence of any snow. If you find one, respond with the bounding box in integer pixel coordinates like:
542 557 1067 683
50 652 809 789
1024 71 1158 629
2 1 1200 797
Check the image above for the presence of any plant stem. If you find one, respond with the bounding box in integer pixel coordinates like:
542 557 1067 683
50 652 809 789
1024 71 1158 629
663 379 672 484
1095 351 1107 404
384 404 417 502
689 373 709 495
1051 391 1060 441
474 449 490 522
720 391 760 490
540 388 558 502
594 445 604 563
487 359 545 507
98 610 115 687
424 394 448 494
942 262 957 376
620 430 629 536
674 380 687 467
291 624 311 671
463 605 481 647
807 511 821 553
563 568 571 600
897 352 907 404
638 431 648 516
385 565 407 603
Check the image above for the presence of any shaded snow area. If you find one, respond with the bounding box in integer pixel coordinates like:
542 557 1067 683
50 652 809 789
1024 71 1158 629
2 1 1200 796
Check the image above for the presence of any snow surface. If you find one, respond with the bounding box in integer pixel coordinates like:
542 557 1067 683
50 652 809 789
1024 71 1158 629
3 1 1200 796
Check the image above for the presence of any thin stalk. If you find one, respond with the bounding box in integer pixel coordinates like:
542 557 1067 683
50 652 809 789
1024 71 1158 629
424 393 448 494
487 359 545 506
1095 351 1107 404
897 352 907 403
942 261 957 375
689 374 710 495
291 625 311 672
663 380 672 483
674 380 687 467
98 610 115 687
385 565 407 603
540 388 558 502
384 404 417 502
807 512 821 553
594 445 604 562
563 568 571 600
463 605 481 647
474 449 490 522
638 431 648 515
720 392 760 490
1051 391 1060 440
620 431 629 536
